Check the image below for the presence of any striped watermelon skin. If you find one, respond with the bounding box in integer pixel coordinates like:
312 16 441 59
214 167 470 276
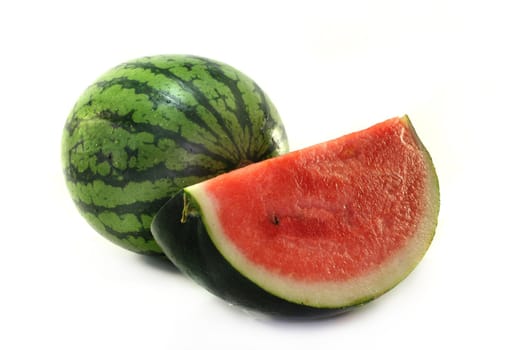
62 55 289 255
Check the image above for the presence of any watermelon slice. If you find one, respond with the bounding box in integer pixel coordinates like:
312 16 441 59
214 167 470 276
151 116 439 317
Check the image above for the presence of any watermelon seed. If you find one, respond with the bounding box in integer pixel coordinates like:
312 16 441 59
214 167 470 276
271 214 280 225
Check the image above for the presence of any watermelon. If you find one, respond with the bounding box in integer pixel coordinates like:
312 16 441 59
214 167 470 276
151 116 439 317
61 55 289 255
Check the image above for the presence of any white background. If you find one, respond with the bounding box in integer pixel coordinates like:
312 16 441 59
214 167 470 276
1 0 524 349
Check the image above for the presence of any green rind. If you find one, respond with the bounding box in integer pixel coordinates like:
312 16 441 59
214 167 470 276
62 55 289 255
151 191 362 318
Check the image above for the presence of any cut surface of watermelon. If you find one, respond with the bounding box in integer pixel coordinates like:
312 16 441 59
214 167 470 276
153 115 439 314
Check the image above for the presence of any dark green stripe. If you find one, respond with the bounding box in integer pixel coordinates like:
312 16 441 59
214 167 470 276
75 196 168 221
93 76 238 159
83 208 163 255
65 160 224 189
64 108 236 183
256 143 281 161
75 197 165 250
253 85 285 158
70 108 235 166
121 60 246 162
203 59 254 140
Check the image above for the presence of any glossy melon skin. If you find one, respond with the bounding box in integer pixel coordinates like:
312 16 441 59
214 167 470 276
152 191 357 318
152 117 439 318
62 55 288 255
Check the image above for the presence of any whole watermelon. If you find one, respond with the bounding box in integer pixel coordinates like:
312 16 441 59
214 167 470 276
61 55 289 255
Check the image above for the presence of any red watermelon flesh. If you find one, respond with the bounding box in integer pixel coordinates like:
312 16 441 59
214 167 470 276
182 115 439 308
